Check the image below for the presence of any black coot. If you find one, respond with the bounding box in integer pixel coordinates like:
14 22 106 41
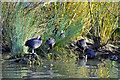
45 38 55 52
25 36 42 54
76 39 87 53
85 49 96 59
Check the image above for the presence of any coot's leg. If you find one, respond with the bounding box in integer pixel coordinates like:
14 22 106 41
50 44 54 52
47 45 50 53
50 44 53 49
83 48 86 56
32 49 34 54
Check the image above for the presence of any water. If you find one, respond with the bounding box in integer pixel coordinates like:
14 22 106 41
1 58 120 79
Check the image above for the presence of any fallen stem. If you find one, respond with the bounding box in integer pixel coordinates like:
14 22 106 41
104 3 119 18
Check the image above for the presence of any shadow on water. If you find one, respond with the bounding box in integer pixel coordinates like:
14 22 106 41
1 58 120 79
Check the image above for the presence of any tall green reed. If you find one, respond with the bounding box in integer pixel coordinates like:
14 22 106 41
86 2 119 45
2 2 44 56
2 2 118 59
37 2 88 59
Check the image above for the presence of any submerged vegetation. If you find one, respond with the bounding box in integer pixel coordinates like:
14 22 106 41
1 2 119 61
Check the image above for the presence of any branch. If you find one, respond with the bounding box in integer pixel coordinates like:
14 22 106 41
24 2 43 16
104 3 119 18
117 35 120 39
24 2 32 9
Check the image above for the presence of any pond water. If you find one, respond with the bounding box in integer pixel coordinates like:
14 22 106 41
1 58 120 79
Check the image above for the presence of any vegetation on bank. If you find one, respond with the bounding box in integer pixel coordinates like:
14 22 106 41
1 2 119 60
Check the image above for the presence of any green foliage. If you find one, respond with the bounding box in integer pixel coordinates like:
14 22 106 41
2 2 44 56
84 2 119 45
38 2 87 59
2 2 119 60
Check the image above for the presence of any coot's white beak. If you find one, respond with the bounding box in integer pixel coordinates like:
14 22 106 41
38 36 42 39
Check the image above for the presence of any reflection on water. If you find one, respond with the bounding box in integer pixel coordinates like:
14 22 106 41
2 59 120 78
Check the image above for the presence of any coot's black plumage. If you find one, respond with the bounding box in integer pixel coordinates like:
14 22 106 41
76 39 88 59
25 36 42 54
76 39 87 53
45 38 55 51
85 49 96 59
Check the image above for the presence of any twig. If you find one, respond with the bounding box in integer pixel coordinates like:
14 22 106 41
24 2 32 9
104 3 119 18
117 35 120 39
24 2 43 16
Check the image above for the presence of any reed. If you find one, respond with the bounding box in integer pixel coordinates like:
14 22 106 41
2 2 45 56
38 2 89 59
85 2 119 45
2 2 119 59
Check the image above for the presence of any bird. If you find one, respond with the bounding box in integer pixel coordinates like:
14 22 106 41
59 30 65 39
85 49 96 59
25 36 42 54
76 39 88 58
76 39 87 53
45 38 55 52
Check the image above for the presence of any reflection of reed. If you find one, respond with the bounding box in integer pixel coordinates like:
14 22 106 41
2 59 119 78
2 61 30 78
